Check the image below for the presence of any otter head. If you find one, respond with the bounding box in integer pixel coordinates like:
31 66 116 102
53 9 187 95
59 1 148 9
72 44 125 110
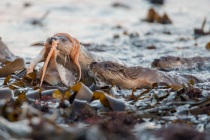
45 33 79 55
90 61 127 84
44 33 81 83
151 56 182 70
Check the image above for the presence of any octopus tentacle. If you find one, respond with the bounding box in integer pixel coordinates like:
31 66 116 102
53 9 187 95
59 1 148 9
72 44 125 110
40 40 58 86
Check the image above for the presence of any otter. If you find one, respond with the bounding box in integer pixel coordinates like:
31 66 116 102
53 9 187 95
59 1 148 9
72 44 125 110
90 61 206 89
27 33 124 86
151 56 210 71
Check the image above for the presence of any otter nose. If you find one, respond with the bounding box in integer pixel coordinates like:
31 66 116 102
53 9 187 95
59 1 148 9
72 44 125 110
90 61 98 69
153 59 159 63
49 37 57 45
92 61 98 65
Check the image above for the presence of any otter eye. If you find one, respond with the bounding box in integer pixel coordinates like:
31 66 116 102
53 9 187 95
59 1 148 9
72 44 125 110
105 64 109 67
61 38 66 42
176 57 180 61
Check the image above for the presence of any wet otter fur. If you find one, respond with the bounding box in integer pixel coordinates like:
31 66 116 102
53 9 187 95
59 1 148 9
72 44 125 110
151 56 210 71
90 61 206 89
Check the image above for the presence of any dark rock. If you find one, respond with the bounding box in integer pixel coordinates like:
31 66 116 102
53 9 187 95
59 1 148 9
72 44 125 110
23 2 32 8
155 125 206 140
146 45 157 49
194 17 210 36
112 2 130 9
149 0 164 4
0 39 16 60
143 8 172 24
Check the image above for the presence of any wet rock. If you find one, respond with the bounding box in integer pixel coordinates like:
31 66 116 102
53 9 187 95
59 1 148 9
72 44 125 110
112 2 130 9
0 59 25 77
149 0 164 4
0 58 26 77
23 2 32 8
112 25 123 29
132 40 142 47
129 32 139 39
163 31 171 35
143 8 172 24
146 45 157 49
98 112 136 140
0 38 16 60
0 117 31 139
155 125 206 140
0 88 14 100
113 34 120 39
160 13 172 24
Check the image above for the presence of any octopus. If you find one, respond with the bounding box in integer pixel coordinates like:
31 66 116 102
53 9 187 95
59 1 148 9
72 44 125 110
27 33 123 86
90 61 207 89
151 56 210 71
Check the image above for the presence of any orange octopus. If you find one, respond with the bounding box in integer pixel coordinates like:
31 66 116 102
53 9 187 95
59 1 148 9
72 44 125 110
54 33 81 84
28 33 82 86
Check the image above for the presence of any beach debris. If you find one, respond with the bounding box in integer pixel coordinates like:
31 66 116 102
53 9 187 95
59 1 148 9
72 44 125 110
0 58 26 77
194 17 210 36
205 42 210 50
31 41 45 47
143 8 172 24
155 125 206 140
23 2 32 8
1 60 210 139
112 2 130 9
30 10 50 26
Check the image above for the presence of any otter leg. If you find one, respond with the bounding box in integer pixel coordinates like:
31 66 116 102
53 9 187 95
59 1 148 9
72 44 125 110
27 48 46 74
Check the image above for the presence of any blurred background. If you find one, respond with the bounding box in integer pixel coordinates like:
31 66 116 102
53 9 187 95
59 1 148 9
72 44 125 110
0 0 210 67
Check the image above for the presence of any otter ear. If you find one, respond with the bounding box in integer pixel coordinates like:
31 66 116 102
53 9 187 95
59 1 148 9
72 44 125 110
119 68 125 73
176 57 181 61
118 68 131 79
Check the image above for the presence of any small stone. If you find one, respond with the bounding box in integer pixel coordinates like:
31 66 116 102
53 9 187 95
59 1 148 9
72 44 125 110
146 45 157 49
149 0 164 4
113 34 120 39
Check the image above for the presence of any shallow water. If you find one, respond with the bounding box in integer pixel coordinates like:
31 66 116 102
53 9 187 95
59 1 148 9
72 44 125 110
0 0 210 65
